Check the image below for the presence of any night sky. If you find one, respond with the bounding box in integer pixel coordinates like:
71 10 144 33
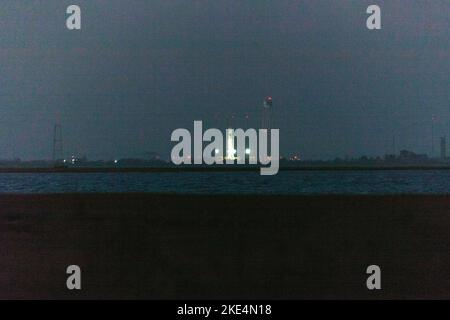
0 0 448 160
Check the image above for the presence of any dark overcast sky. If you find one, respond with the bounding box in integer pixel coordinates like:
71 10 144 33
0 0 448 160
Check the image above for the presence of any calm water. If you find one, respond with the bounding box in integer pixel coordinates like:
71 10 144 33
0 170 449 194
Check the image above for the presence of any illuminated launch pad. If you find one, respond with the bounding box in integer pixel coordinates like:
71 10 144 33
224 97 273 162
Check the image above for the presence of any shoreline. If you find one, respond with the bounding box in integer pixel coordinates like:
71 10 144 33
0 165 450 173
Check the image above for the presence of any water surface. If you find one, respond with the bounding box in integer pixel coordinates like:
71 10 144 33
0 170 448 194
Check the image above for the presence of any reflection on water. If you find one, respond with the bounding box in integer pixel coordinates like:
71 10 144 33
0 170 449 194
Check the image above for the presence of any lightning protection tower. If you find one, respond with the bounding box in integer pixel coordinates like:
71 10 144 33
261 96 273 129
52 124 63 163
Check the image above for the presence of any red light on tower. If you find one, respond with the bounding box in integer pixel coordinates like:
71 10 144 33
264 96 273 108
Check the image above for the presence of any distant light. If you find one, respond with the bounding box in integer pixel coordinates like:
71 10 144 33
63 159 67 163
245 148 251 155
215 149 220 154
114 159 118 164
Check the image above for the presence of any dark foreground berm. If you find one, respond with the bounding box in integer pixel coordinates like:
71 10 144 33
1 194 449 299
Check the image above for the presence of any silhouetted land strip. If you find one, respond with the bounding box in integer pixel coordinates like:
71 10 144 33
1 165 450 173
1 193 449 299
